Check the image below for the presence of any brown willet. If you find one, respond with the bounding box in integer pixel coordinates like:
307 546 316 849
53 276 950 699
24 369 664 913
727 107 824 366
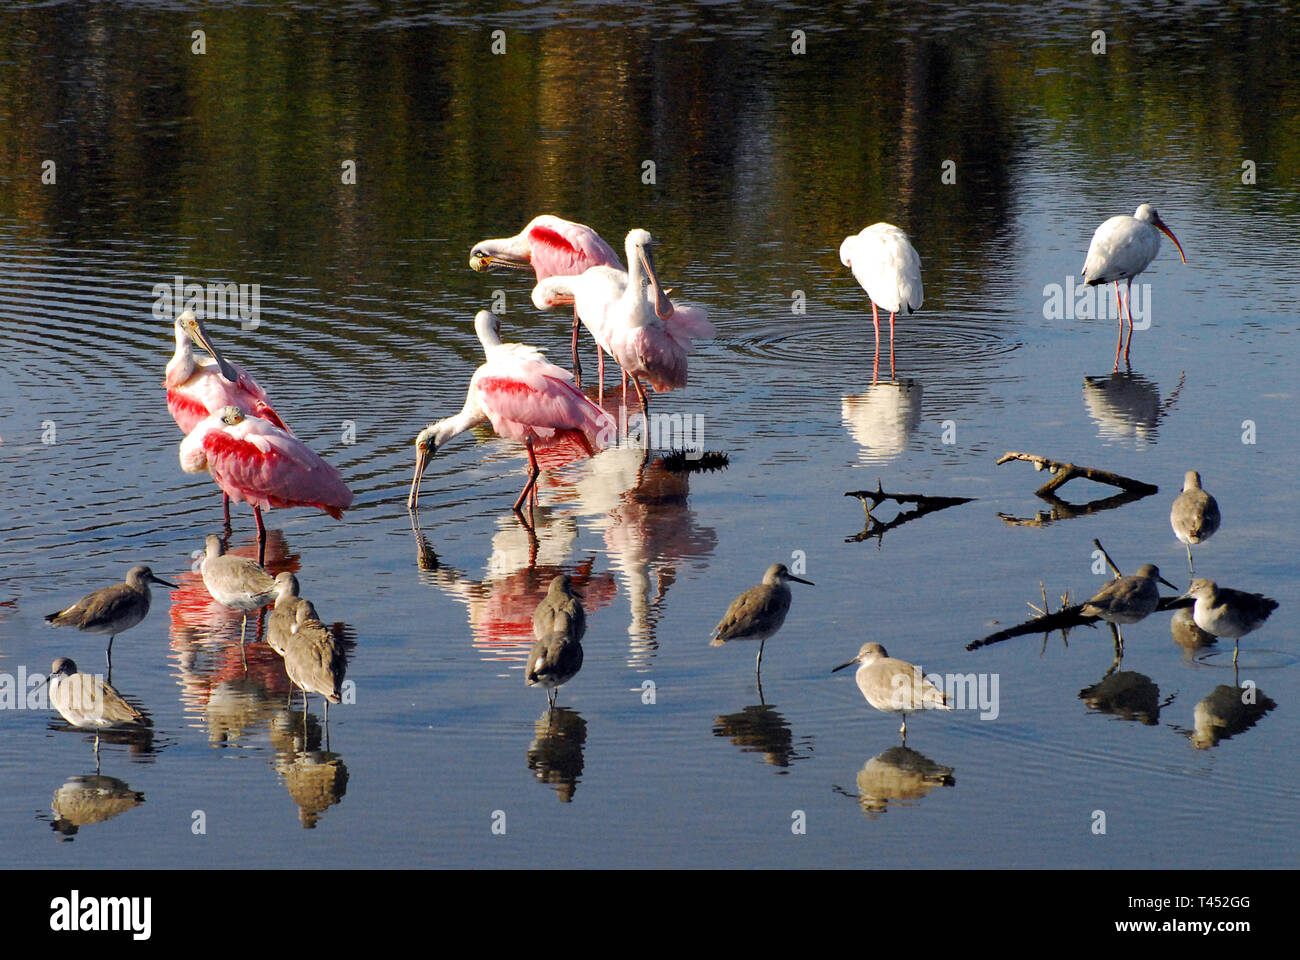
1080 563 1176 656
1183 579 1278 666
533 574 586 642
44 658 147 730
710 563 814 673
45 565 176 678
1170 471 1220 573
266 573 346 717
526 629 585 708
200 534 277 644
833 642 952 739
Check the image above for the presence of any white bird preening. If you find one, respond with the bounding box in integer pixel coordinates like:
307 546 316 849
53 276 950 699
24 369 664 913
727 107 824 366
840 223 923 381
532 229 713 417
1081 203 1187 370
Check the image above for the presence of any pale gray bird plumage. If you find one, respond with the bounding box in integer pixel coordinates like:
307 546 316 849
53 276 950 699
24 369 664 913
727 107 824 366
832 642 952 738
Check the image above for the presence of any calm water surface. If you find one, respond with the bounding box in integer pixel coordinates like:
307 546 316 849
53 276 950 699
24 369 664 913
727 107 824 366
1 1 1297 868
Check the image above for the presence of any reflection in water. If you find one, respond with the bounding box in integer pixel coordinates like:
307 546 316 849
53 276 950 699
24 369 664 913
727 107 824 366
48 774 145 836
268 707 349 827
842 379 922 462
712 703 810 769
1171 607 1217 656
567 446 717 665
1078 670 1165 725
427 510 616 662
526 706 586 803
1190 685 1277 750
840 746 955 818
1082 370 1183 447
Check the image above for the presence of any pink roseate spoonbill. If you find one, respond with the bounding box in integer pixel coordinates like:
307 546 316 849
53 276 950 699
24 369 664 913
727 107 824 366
407 311 616 515
164 310 291 524
470 215 623 389
180 406 353 561
531 229 713 419
840 223 923 381
1081 203 1187 370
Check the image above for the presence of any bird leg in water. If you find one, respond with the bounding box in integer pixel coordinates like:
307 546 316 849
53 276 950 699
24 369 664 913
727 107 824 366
871 302 881 383
571 310 583 389
105 638 114 684
889 311 897 378
223 493 231 529
254 507 267 566
631 376 650 433
1108 620 1124 659
513 436 541 513
1112 282 1124 371
1123 277 1135 363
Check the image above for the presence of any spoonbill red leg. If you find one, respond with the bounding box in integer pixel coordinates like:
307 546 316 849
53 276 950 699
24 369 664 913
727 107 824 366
1112 282 1124 371
254 507 268 565
513 436 541 514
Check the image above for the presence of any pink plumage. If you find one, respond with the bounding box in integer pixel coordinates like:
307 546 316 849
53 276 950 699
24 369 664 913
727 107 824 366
164 311 290 435
470 215 622 280
407 312 616 513
180 408 352 519
531 229 712 407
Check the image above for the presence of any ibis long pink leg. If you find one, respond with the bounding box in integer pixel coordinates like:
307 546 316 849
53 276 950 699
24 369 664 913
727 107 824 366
889 311 897 378
871 302 881 382
1113 282 1124 371
1123 277 1135 362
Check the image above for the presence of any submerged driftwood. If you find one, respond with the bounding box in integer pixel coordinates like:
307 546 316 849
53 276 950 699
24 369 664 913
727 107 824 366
997 451 1158 497
844 482 975 544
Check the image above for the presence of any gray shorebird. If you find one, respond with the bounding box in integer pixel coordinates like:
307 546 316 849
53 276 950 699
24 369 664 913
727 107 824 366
710 564 814 673
526 629 584 709
1080 564 1176 655
45 565 176 677
267 573 345 717
533 575 586 642
200 535 277 644
44 658 147 729
1170 471 1220 573
1183 579 1278 666
832 642 952 739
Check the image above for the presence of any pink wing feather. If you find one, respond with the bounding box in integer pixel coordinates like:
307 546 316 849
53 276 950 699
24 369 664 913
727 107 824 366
525 216 623 280
193 416 352 517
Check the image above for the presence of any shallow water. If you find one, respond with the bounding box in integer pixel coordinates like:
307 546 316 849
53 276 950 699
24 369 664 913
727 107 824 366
1 2 1297 867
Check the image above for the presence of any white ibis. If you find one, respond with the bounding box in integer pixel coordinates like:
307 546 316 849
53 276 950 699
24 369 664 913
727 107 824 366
840 223 924 380
1081 203 1187 369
